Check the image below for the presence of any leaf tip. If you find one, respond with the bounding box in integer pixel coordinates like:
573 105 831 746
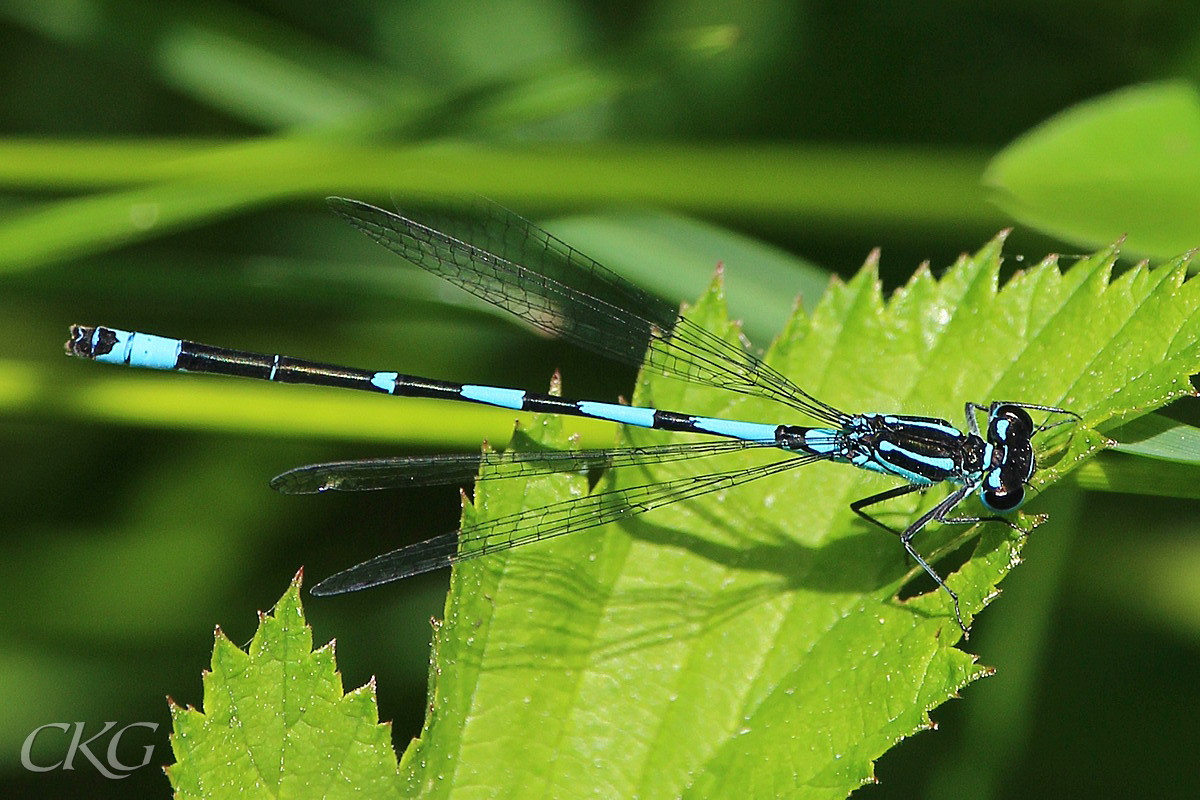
862 246 881 272
696 263 728 308
170 578 400 790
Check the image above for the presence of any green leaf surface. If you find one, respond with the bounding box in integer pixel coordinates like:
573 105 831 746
986 81 1200 258
167 573 400 799
392 240 1200 797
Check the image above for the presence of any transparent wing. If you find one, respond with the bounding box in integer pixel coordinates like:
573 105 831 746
309 452 819 595
329 197 847 425
271 437 785 494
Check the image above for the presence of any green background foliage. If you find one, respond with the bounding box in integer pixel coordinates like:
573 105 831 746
5 1 1200 797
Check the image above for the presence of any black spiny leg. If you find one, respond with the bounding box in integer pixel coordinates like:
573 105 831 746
851 482 984 635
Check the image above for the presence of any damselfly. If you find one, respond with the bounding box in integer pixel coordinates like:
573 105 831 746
67 198 1078 633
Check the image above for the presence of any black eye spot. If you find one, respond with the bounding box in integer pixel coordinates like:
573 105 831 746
983 484 1025 512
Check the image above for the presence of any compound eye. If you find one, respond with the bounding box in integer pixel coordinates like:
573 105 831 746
982 483 1025 512
990 404 1034 441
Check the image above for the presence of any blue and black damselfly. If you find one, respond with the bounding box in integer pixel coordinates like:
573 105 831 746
66 197 1078 633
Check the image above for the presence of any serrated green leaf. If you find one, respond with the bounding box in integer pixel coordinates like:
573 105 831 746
985 81 1200 258
167 573 400 799
391 238 1200 798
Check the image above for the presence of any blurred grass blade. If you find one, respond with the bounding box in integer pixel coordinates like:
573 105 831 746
1072 452 1200 500
381 25 739 139
0 179 283 273
156 23 377 127
0 139 997 273
1108 412 1200 464
0 0 400 127
43 360 611 448
2 0 735 137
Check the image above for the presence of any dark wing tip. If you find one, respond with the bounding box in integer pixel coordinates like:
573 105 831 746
327 195 375 218
268 469 320 495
